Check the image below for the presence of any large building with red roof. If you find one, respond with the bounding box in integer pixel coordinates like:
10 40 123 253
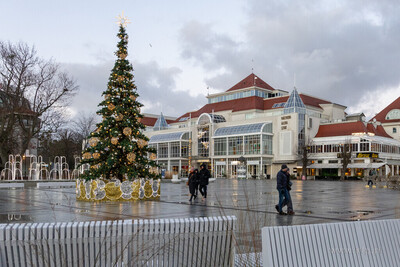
143 73 400 179
370 97 400 140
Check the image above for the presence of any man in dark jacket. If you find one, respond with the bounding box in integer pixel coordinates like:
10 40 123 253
275 164 293 215
199 163 211 200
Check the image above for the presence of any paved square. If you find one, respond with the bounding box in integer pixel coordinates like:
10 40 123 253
1 179 399 225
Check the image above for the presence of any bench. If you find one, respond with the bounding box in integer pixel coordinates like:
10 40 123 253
0 216 236 267
262 219 400 267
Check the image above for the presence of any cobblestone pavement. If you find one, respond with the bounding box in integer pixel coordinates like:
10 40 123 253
1 179 399 226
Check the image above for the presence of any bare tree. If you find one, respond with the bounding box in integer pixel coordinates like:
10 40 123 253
338 140 352 181
71 112 98 147
0 41 78 166
300 144 310 179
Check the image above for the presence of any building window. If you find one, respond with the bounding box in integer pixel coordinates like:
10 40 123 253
158 143 168 158
244 135 260 155
393 127 397 134
181 142 189 157
351 143 358 152
360 141 370 152
228 136 243 155
262 134 273 155
170 142 180 158
214 138 227 156
198 126 210 157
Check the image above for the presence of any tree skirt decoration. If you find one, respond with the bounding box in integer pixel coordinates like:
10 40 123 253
76 178 161 201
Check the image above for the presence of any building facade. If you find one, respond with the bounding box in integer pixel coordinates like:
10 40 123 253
143 73 351 178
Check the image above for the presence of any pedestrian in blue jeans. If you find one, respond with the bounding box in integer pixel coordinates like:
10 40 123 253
275 164 295 215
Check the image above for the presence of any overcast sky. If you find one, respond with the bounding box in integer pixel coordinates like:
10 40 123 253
1 0 399 119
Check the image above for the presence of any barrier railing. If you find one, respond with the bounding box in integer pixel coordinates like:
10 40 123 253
0 216 236 266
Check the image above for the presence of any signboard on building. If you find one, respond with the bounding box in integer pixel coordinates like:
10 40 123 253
356 153 379 158
247 161 260 165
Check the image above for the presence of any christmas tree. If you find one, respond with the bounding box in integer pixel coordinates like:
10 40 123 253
80 16 159 182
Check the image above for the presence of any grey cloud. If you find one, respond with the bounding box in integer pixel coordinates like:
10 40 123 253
179 0 400 113
62 60 205 119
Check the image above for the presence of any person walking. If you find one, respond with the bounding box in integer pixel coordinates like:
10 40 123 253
188 167 199 202
283 168 295 215
199 163 211 200
275 164 293 215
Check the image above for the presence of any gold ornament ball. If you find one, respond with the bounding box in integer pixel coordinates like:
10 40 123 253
137 139 147 148
129 95 136 101
115 114 123 121
93 152 100 159
82 152 92 160
127 152 136 162
108 103 115 111
89 137 99 147
150 153 157 160
111 137 119 145
123 127 132 136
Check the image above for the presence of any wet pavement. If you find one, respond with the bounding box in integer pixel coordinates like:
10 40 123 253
1 179 399 226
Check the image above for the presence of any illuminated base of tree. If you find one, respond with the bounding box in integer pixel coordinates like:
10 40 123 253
76 178 161 201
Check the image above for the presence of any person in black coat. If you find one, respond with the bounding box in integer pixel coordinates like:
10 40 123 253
282 169 294 215
188 168 199 202
275 164 293 215
199 163 211 200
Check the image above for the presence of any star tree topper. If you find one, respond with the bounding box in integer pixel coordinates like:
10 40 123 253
116 12 131 27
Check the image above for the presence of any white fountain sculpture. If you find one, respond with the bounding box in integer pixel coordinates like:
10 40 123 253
49 156 70 180
71 157 88 179
0 155 23 180
28 155 50 180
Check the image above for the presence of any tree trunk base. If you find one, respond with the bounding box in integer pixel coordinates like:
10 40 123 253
76 178 161 201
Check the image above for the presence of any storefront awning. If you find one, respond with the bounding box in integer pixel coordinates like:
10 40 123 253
348 163 385 169
307 164 341 169
308 163 386 169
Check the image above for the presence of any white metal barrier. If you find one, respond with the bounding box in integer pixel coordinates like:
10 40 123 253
262 219 400 267
0 216 236 267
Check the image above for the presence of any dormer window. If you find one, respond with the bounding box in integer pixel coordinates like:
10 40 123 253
386 109 400 120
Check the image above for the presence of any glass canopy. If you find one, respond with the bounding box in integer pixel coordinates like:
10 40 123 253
284 88 306 114
214 122 272 137
197 113 226 125
149 132 189 143
153 112 169 131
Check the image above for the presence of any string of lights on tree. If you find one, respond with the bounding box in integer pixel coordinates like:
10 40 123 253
80 14 159 181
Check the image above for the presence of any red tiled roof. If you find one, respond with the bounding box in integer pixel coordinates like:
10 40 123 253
370 97 400 123
300 94 331 108
226 73 275 92
141 116 174 127
141 117 157 126
315 121 392 138
174 96 265 122
173 94 331 123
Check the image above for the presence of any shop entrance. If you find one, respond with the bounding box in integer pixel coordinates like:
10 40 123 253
215 164 226 178
247 165 259 178
230 165 237 178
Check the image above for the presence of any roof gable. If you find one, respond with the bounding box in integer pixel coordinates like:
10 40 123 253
226 73 275 92
370 97 400 123
315 121 392 138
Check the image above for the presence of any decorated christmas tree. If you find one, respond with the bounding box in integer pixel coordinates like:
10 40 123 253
80 15 159 182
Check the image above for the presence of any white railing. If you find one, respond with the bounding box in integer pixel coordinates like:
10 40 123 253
262 219 400 267
0 216 236 266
